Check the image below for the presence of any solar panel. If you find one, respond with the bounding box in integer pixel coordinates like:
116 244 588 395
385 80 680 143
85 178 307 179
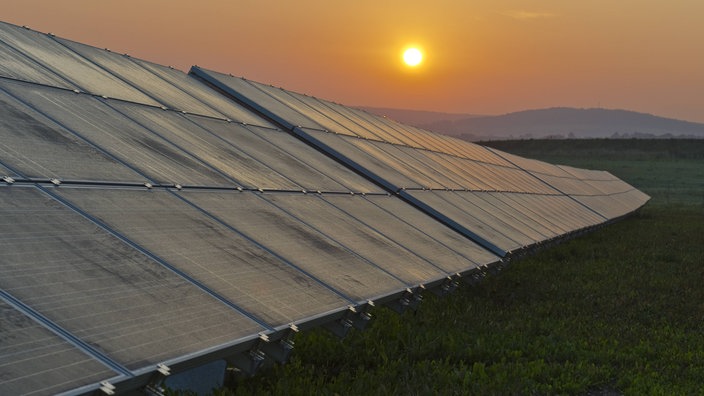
192 67 648 258
298 128 421 189
0 186 265 371
404 190 526 253
106 101 302 191
0 82 145 183
0 41 73 89
0 163 13 177
131 59 275 127
55 36 225 118
0 22 159 105
453 192 556 240
0 80 234 187
181 115 359 192
195 73 321 131
334 105 407 143
321 194 496 272
183 191 412 301
53 187 351 327
487 148 651 217
0 21 648 395
262 193 451 283
0 299 118 395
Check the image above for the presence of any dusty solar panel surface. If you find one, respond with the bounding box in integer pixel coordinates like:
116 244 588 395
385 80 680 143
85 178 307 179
193 67 650 256
0 21 648 395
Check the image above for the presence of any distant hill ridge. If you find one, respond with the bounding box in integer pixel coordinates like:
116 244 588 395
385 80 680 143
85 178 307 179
361 107 704 140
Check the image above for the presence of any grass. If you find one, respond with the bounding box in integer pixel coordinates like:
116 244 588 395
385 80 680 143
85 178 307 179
210 139 704 395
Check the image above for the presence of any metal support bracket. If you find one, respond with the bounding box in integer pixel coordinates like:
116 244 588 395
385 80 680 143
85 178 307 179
260 324 298 363
429 275 461 297
465 267 487 286
226 335 269 376
323 302 375 338
351 301 375 331
143 363 171 396
97 381 115 395
487 259 507 276
388 287 424 314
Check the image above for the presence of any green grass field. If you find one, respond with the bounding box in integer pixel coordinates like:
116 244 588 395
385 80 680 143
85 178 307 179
217 139 704 395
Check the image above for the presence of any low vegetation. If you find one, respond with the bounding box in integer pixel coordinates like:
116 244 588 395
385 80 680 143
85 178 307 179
215 139 703 395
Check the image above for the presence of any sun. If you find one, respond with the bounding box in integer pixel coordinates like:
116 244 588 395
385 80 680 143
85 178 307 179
403 47 423 67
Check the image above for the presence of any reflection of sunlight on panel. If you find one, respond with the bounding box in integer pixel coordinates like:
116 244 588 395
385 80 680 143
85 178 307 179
0 20 648 395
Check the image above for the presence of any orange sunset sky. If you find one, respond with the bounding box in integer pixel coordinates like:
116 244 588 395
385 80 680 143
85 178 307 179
2 0 703 122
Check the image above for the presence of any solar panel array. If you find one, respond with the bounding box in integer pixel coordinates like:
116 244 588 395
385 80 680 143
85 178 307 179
192 68 649 257
0 21 649 395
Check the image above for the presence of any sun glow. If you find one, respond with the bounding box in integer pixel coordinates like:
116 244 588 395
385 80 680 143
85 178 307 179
403 47 423 67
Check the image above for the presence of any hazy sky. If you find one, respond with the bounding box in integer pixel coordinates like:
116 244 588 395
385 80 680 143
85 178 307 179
3 0 703 122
